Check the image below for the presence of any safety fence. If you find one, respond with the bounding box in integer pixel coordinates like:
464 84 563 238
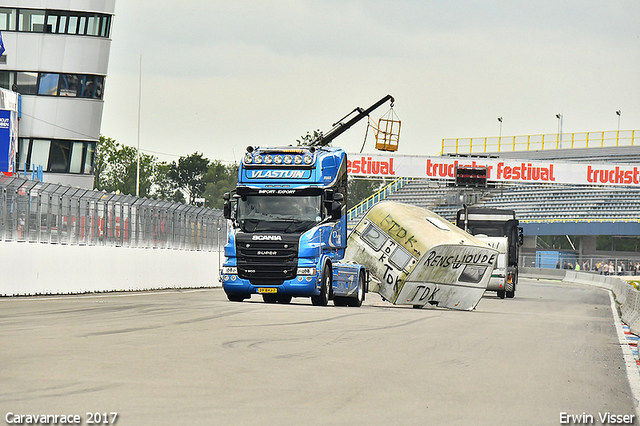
0 176 226 251
442 129 640 154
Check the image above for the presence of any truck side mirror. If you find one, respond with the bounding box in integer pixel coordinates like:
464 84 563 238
331 201 343 220
518 227 524 246
223 192 231 219
331 193 344 220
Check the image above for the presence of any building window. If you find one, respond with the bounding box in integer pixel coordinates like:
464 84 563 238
18 9 46 32
59 74 79 97
0 8 16 31
30 139 51 170
86 14 100 36
38 73 60 96
69 142 84 173
17 138 29 170
84 142 95 174
6 71 105 99
7 9 112 37
45 13 58 33
16 72 38 95
17 138 97 174
0 70 13 90
49 140 72 172
100 16 111 37
67 15 79 35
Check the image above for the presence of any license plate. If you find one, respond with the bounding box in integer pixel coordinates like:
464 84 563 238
257 287 277 294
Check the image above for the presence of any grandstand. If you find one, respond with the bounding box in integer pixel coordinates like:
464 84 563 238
349 143 640 269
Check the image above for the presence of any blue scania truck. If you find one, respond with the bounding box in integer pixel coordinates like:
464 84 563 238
220 95 395 306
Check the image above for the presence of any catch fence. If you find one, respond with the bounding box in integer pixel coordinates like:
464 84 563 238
0 176 226 251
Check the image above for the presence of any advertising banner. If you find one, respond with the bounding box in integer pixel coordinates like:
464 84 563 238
0 88 18 176
347 153 640 187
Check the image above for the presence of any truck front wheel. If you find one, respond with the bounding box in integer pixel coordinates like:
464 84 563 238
311 265 331 306
227 293 249 302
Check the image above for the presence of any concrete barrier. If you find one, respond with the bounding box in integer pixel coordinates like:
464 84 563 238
522 267 640 335
0 242 221 296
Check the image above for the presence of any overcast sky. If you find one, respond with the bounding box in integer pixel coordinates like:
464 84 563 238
100 1 640 164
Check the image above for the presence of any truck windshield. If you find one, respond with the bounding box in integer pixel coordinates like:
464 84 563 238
237 195 323 233
469 226 504 237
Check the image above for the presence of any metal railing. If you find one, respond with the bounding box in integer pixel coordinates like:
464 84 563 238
442 129 639 154
0 176 226 251
346 177 413 222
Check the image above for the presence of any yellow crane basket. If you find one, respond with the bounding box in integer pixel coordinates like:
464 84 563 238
372 108 401 152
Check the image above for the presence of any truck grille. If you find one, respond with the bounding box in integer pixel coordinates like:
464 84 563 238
236 234 299 285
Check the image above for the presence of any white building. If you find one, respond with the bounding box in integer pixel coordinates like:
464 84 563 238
0 1 115 188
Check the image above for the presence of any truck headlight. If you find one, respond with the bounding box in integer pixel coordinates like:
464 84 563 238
297 267 316 275
303 154 313 165
244 153 253 164
222 266 238 274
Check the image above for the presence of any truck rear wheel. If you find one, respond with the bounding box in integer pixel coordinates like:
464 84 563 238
311 265 331 306
347 273 365 307
497 290 506 299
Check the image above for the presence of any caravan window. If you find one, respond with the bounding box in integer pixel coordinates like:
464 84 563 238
361 223 387 251
458 265 487 283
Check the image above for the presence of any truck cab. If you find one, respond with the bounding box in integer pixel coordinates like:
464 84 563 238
221 145 366 306
456 208 522 299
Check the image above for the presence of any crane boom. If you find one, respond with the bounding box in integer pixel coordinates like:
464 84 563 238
310 94 395 147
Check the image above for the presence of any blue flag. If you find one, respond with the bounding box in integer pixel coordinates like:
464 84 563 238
0 31 4 58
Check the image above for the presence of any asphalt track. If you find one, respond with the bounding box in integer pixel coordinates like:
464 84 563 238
0 279 637 426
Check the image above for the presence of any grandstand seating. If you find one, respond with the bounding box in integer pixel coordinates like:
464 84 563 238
348 145 640 228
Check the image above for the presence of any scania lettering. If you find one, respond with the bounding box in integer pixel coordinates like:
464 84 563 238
253 235 282 241
221 95 395 306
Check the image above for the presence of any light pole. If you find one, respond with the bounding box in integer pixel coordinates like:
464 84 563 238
616 110 621 131
136 54 142 197
556 113 563 148
217 219 222 273
497 117 503 148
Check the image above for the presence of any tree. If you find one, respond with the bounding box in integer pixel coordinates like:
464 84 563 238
203 161 239 209
149 161 184 203
297 129 323 146
169 152 210 205
94 135 155 197
347 177 386 209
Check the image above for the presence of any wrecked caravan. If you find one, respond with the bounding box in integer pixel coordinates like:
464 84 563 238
345 202 498 310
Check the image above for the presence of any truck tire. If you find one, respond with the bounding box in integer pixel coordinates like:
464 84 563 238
506 280 515 298
263 294 278 303
277 295 292 304
497 290 506 299
227 293 248 302
311 264 331 306
347 273 365 307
